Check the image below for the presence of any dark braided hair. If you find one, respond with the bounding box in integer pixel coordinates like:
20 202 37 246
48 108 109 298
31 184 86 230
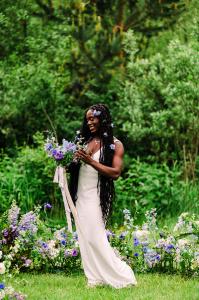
69 103 116 225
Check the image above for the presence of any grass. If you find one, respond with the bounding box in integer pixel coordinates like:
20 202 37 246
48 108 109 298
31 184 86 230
8 272 199 300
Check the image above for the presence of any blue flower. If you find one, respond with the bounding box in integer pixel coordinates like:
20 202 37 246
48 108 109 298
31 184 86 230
134 237 140 246
61 240 66 246
156 254 161 261
0 283 5 289
142 247 148 253
42 242 48 248
119 232 127 240
134 253 139 257
45 143 53 151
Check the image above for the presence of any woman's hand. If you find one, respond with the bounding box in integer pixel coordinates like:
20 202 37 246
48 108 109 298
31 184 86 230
74 149 93 165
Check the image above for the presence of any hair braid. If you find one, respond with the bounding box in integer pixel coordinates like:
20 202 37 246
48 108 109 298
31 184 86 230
69 103 116 225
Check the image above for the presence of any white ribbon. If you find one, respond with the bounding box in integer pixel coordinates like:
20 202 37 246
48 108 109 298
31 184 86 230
53 166 78 233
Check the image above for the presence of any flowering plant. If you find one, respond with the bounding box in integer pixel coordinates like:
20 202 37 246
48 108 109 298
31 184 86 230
44 131 86 167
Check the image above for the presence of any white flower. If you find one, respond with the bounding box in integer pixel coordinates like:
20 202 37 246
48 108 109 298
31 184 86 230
134 230 149 240
0 251 2 259
176 239 190 248
0 262 6 274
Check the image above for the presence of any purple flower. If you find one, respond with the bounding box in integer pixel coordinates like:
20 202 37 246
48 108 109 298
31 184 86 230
0 283 5 289
110 144 115 150
2 229 9 238
134 238 140 246
93 109 101 117
8 202 20 227
24 259 32 267
106 230 115 241
72 249 78 256
134 253 139 257
52 149 64 160
18 211 38 234
62 140 76 153
44 203 52 209
64 250 71 257
165 244 175 253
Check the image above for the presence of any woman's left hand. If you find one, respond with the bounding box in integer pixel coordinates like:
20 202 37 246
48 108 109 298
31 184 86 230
75 149 93 164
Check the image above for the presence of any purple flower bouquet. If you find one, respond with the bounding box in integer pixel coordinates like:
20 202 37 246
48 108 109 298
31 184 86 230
44 135 77 167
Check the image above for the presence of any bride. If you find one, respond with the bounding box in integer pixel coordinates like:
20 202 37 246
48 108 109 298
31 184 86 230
69 103 137 288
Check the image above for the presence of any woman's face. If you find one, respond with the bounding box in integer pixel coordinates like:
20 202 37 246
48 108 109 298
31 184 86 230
86 109 100 134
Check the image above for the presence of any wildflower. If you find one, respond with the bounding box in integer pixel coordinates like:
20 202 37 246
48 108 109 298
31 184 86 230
165 244 175 253
2 229 9 238
45 143 53 151
73 231 78 241
119 232 127 240
110 144 115 150
64 250 71 257
93 109 101 117
18 211 38 235
111 123 114 128
62 140 76 153
8 201 20 227
0 262 6 274
134 253 139 257
134 237 140 246
24 259 32 267
61 240 66 246
44 203 52 210
103 132 108 137
72 249 78 256
0 283 5 289
42 242 48 249
106 230 115 240
156 254 161 261
0 251 2 259
52 149 64 160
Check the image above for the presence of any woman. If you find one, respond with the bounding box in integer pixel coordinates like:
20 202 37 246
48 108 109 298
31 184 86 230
69 103 137 288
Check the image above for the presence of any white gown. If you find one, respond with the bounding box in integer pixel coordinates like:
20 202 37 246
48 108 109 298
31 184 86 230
75 147 137 288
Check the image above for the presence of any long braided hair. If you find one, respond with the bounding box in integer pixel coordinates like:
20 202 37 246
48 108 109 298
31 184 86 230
69 103 115 225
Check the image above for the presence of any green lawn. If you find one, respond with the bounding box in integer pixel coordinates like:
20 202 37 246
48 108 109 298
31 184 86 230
8 272 199 300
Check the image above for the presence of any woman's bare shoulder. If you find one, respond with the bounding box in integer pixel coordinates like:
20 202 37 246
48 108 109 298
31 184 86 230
113 137 124 153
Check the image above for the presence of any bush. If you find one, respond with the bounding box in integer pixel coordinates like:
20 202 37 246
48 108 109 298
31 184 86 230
111 158 199 226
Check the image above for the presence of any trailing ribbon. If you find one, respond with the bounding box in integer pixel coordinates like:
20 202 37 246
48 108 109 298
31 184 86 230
53 166 78 233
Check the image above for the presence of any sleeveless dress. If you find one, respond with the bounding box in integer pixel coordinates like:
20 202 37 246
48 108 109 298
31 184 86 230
75 140 137 288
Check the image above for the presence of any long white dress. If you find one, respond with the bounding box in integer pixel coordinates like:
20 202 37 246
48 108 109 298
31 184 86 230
75 147 137 288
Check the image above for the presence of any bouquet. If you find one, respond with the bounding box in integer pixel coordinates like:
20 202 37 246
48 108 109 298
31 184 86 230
44 131 85 167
